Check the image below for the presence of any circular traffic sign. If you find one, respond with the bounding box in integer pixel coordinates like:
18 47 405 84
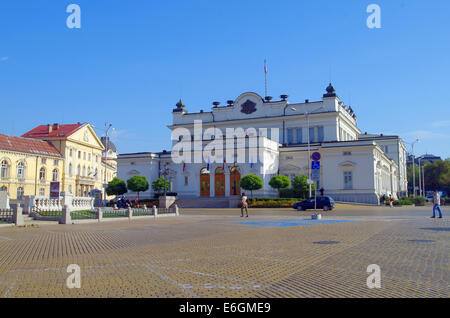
311 152 321 161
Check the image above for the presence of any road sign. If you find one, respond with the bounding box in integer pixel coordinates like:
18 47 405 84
311 170 320 182
311 161 320 170
311 152 321 161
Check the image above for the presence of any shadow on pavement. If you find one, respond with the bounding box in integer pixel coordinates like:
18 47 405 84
419 227 450 232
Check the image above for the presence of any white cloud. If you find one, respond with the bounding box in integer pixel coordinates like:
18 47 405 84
0 57 8 61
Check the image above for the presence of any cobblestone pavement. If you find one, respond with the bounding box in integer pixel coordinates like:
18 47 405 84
0 205 448 298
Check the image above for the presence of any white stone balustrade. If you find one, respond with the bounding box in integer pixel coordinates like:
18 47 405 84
24 192 94 213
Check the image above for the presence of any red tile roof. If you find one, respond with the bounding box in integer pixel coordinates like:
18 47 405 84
0 134 62 157
21 123 85 139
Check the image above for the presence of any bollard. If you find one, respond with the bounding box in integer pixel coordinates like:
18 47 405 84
97 207 102 222
174 204 179 216
14 204 24 226
61 204 72 224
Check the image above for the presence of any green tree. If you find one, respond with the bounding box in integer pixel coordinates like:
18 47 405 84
291 175 315 198
126 175 149 199
269 175 290 198
152 177 170 193
239 174 263 197
106 177 128 196
423 160 450 194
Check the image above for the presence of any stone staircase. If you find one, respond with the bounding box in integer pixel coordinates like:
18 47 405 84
176 197 240 208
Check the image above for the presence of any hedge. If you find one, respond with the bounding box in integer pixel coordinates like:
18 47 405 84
246 197 303 208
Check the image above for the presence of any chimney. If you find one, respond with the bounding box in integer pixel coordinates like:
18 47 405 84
48 124 52 133
53 123 60 130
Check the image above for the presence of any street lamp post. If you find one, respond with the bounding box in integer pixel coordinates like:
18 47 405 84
160 163 170 197
103 123 112 205
418 157 422 197
306 112 312 198
411 139 419 197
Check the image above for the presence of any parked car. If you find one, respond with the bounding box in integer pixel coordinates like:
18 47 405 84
425 194 434 202
293 196 335 211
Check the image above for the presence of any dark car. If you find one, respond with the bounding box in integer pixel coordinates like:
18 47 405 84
293 196 335 211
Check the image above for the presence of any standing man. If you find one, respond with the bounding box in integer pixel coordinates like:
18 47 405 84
431 190 443 218
240 192 249 218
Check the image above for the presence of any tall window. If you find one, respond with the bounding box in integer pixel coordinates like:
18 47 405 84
52 169 58 182
17 187 24 200
39 167 46 181
17 162 25 179
296 128 302 143
317 126 324 142
309 127 315 143
68 185 72 194
77 165 81 176
69 163 72 176
1 160 9 179
82 166 86 176
78 151 81 159
287 129 294 144
344 171 353 190
39 188 45 196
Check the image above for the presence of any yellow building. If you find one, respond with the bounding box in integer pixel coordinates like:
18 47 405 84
0 134 64 200
0 122 117 201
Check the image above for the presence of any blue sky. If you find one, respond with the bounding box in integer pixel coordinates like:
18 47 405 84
0 0 449 158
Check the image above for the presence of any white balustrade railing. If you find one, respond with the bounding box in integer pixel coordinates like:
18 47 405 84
24 193 94 213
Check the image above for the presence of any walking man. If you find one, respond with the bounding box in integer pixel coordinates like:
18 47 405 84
240 192 249 217
431 190 443 218
389 194 394 208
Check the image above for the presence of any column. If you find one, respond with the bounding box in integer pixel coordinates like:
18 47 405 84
225 171 230 197
210 170 215 197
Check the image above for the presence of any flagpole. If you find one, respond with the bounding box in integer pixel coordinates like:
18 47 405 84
264 59 268 97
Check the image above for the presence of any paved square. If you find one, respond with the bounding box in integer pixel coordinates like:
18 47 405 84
0 205 448 298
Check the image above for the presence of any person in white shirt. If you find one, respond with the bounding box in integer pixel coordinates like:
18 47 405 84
240 193 249 218
431 190 443 219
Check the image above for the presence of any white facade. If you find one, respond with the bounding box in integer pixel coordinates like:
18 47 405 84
117 84 407 205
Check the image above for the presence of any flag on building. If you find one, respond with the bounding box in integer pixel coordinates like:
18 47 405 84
264 59 267 74
182 163 186 172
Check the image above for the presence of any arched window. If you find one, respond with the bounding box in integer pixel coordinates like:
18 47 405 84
52 169 58 182
69 163 72 176
17 162 25 179
0 186 7 192
1 160 9 179
39 167 46 181
17 187 24 200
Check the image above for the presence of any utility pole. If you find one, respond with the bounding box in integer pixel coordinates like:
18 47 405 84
306 112 312 198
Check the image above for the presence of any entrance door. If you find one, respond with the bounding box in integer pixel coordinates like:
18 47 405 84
215 167 225 196
230 166 241 196
200 168 210 197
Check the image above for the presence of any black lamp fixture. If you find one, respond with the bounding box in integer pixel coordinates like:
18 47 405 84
212 101 220 107
226 100 234 106
280 94 288 101
264 96 273 102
